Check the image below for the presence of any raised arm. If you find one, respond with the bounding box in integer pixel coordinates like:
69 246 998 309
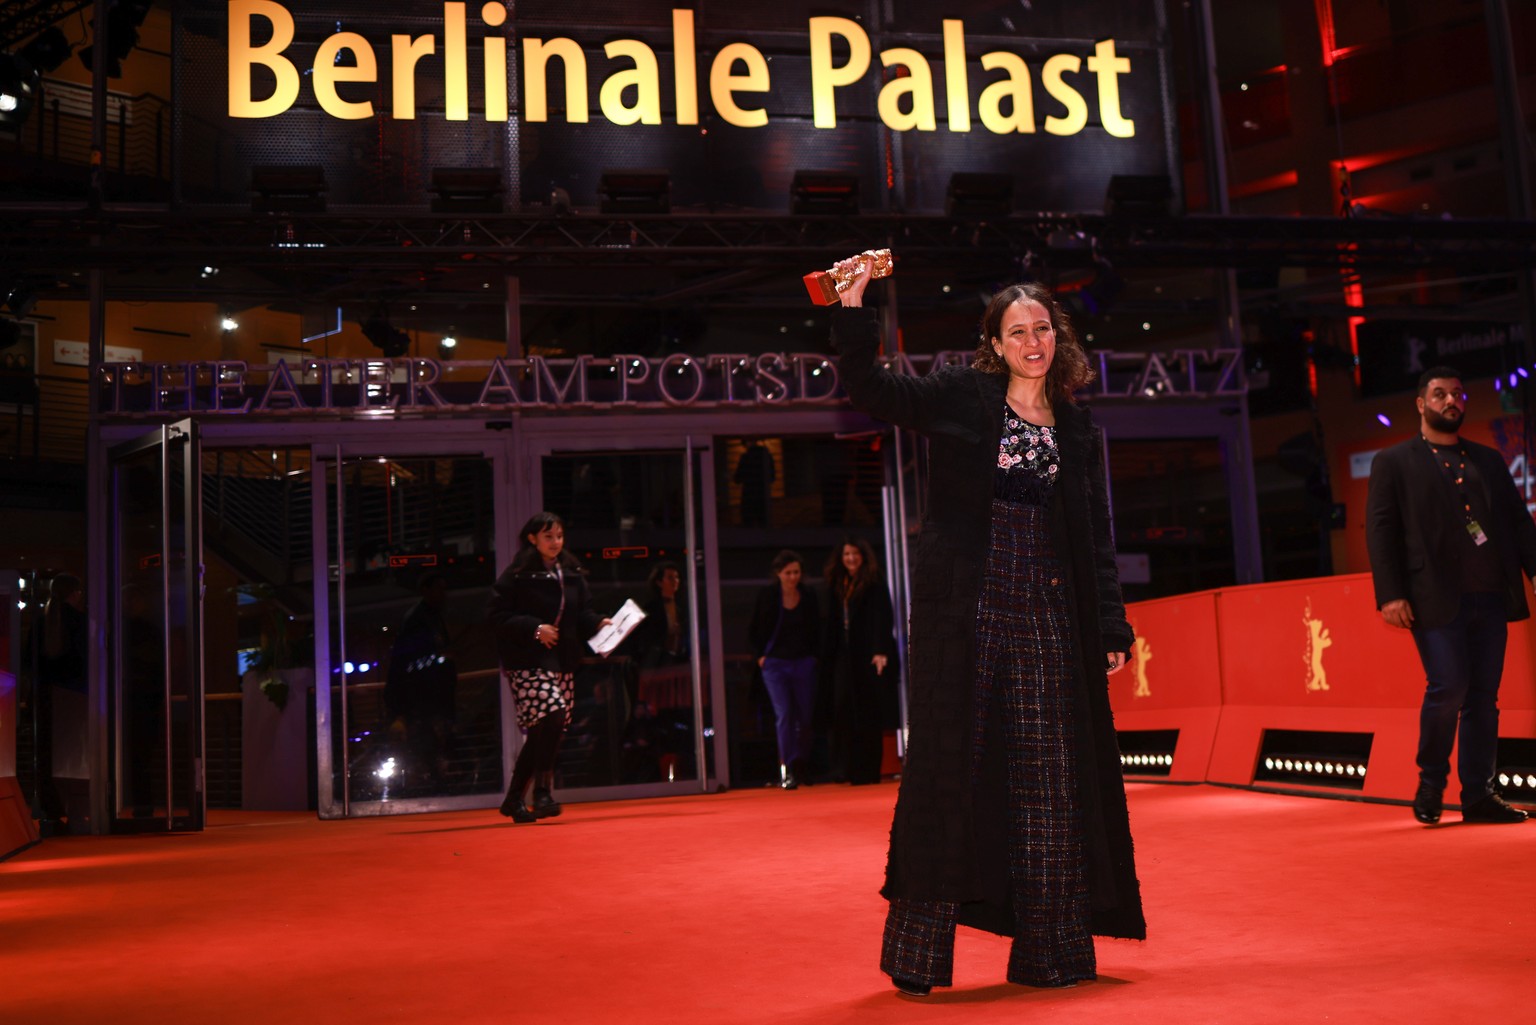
830 257 963 435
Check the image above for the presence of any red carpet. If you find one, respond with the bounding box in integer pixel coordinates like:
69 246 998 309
3 784 1532 1024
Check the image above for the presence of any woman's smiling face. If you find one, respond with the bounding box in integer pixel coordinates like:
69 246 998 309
992 298 1056 383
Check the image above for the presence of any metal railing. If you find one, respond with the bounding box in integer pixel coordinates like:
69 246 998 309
6 77 171 182
2 372 88 463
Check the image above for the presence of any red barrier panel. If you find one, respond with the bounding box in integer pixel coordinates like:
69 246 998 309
1111 591 1223 783
1120 572 1536 804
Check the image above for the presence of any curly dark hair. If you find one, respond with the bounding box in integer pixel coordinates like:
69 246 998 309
970 282 1096 403
824 536 880 601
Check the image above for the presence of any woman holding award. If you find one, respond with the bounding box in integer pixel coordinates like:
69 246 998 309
829 255 1144 994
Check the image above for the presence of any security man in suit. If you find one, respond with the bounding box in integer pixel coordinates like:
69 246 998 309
1366 365 1536 825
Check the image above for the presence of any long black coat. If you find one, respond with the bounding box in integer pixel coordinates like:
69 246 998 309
821 580 899 715
832 306 1146 941
1365 436 1536 628
487 552 605 674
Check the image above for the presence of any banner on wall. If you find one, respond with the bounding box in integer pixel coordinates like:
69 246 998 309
1355 320 1526 398
180 0 1179 212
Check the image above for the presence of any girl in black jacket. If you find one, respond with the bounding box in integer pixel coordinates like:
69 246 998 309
488 512 608 822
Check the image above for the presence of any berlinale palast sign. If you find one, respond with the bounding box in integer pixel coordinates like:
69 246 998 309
188 1 1175 212
229 1 1139 138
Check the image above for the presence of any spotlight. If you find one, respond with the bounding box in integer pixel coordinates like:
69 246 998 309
20 27 73 73
598 168 671 214
201 266 219 279
790 170 860 215
0 53 40 128
945 172 1014 218
440 334 457 349
3 280 36 318
220 315 238 331
430 167 504 213
251 165 328 213
80 0 152 79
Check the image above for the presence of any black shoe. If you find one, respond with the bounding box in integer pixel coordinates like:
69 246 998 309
780 772 799 790
892 978 931 997
1412 782 1443 824
1461 792 1528 824
532 788 562 819
790 758 813 786
499 799 537 823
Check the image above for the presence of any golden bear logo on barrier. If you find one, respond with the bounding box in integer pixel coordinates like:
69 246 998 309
1130 628 1152 698
1303 597 1331 692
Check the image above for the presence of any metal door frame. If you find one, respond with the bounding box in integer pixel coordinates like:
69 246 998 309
105 418 205 832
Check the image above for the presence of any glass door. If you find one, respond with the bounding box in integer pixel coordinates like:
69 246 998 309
316 451 504 817
108 419 204 832
531 444 715 798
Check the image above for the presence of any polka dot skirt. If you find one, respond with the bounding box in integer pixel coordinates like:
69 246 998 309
506 667 574 731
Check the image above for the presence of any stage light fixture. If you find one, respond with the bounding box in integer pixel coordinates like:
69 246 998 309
1104 174 1174 218
430 167 504 214
220 315 238 331
20 27 73 74
3 280 37 318
598 169 671 214
790 170 860 215
80 0 152 79
251 165 328 213
945 172 1014 218
0 53 40 128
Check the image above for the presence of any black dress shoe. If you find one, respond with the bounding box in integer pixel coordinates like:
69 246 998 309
779 765 799 790
1413 782 1443 824
1461 792 1528 824
532 788 562 819
498 799 537 823
892 978 931 997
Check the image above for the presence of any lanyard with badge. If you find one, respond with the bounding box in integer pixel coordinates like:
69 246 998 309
1425 438 1489 546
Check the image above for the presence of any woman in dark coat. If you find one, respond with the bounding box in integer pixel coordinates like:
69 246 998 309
488 512 608 823
748 549 821 789
832 257 1144 995
822 537 898 785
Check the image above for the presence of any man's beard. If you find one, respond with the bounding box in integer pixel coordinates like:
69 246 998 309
1424 407 1462 434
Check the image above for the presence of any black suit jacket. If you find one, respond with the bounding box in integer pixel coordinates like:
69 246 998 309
1365 435 1536 629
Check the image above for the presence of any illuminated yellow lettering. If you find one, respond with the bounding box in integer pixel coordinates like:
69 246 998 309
978 51 1034 134
444 1 467 120
709 43 769 128
390 34 434 119
601 39 662 125
228 0 299 118
1086 38 1134 138
523 37 588 123
1042 53 1086 135
483 2 508 122
673 8 698 125
808 16 870 129
313 33 376 120
942 20 969 132
877 48 935 132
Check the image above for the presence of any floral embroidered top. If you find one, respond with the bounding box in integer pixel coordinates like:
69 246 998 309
994 403 1059 507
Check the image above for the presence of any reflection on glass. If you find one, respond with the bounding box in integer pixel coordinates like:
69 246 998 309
112 442 198 825
714 434 898 789
330 456 501 807
540 452 705 788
